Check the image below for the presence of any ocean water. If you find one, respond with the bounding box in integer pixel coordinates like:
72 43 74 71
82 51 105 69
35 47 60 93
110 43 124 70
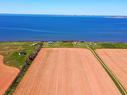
0 14 127 42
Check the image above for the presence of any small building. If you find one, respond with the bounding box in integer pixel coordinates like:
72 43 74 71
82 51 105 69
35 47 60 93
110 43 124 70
32 43 38 46
48 41 53 44
19 51 27 56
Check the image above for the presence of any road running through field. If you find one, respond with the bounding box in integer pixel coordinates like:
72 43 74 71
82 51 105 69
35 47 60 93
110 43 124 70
97 49 127 92
14 48 120 95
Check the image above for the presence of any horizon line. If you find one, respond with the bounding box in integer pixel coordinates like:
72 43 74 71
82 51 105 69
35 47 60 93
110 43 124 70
0 13 127 17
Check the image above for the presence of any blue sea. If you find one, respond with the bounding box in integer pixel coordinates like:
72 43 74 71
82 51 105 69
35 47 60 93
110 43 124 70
0 14 127 42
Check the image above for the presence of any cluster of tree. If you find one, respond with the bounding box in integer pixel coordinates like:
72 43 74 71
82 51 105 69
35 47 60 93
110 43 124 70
25 43 43 65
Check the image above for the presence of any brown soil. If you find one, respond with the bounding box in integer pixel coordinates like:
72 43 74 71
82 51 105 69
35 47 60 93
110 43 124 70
97 49 127 91
0 55 19 95
14 48 120 95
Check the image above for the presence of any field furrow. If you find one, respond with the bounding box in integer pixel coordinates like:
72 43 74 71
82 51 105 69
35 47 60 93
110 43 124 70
97 49 127 92
14 48 120 95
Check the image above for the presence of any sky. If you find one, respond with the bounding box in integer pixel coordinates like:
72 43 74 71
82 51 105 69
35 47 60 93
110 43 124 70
0 0 127 16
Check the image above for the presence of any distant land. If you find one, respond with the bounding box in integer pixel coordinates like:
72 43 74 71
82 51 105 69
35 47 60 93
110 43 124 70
0 13 127 18
104 16 127 18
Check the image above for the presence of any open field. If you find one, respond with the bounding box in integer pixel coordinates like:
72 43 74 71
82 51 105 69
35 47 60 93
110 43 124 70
42 42 127 49
14 48 120 95
1 42 127 95
43 41 75 48
0 55 19 95
42 41 91 48
0 42 38 69
96 49 127 92
94 42 127 49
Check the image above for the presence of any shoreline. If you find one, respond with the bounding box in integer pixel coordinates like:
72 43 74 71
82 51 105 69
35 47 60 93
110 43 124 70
0 41 127 43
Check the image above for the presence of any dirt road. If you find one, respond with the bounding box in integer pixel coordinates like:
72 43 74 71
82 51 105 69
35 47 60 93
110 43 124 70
97 49 127 91
0 55 19 95
14 48 120 95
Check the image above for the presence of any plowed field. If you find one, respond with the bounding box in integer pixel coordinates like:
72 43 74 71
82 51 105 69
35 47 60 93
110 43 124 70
14 48 120 95
97 49 127 91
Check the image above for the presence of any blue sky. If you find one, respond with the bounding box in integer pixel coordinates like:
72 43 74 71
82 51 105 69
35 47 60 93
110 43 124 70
0 0 127 15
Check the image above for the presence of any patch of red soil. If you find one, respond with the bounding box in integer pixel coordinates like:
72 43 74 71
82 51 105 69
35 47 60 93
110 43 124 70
97 49 127 91
14 48 120 95
0 55 19 95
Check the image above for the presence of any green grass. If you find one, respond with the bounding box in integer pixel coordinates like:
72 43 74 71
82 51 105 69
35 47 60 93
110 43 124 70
93 42 127 49
43 41 127 49
0 42 127 70
43 41 89 48
0 42 39 69
43 42 74 48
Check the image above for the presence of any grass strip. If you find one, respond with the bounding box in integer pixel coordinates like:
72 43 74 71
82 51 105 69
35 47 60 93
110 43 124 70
88 47 127 95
